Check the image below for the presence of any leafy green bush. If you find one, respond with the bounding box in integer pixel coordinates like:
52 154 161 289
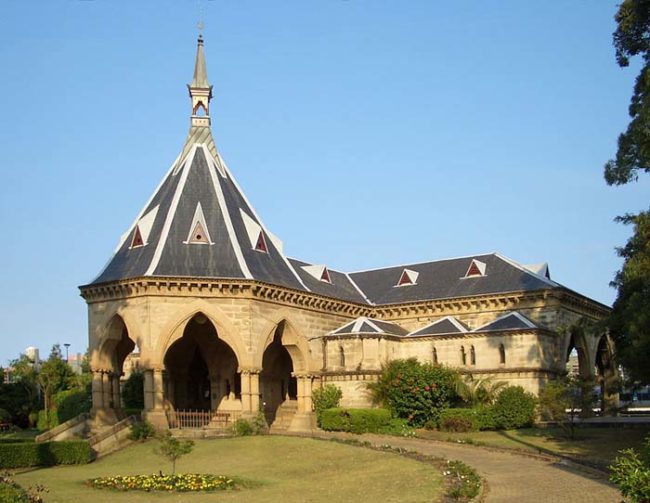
53 387 91 424
438 409 477 432
312 385 342 425
36 410 58 431
232 419 254 436
231 412 267 436
128 421 155 441
0 408 11 422
492 386 536 429
319 408 392 433
610 436 650 502
474 405 497 431
367 358 459 427
0 440 93 468
122 372 144 409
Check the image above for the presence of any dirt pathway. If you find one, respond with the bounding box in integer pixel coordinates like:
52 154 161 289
309 432 620 503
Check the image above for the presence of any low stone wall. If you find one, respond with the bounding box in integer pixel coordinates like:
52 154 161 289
88 416 136 458
35 414 89 443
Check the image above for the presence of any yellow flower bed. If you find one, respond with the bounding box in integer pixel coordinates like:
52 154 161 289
87 474 238 492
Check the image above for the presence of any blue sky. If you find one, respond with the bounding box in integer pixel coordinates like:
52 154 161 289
0 1 647 365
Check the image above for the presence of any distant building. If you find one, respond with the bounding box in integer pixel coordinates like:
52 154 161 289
67 353 85 375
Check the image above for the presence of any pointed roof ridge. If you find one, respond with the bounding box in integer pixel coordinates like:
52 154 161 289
473 311 538 332
191 35 210 89
407 316 469 337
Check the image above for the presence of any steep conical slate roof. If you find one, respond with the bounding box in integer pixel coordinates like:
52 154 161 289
92 37 308 290
88 37 595 314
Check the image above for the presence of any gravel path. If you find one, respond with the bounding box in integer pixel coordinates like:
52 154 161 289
309 432 621 503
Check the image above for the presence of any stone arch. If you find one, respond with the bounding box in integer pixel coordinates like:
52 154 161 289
91 313 138 373
563 325 592 380
163 312 241 413
154 301 246 368
255 311 310 373
257 315 310 427
594 334 619 414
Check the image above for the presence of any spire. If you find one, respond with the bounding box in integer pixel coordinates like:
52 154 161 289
187 34 213 127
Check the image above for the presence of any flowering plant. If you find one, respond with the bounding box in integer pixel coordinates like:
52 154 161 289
87 473 238 492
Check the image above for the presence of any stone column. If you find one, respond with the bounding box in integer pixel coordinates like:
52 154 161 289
102 371 113 409
303 375 313 413
143 369 154 411
240 370 252 413
91 370 104 411
112 373 122 410
250 370 261 412
153 369 164 411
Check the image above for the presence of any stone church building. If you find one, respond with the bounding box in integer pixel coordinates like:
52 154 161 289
81 37 617 432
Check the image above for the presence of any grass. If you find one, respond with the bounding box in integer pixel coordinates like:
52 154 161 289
14 436 443 502
0 429 39 441
418 426 650 467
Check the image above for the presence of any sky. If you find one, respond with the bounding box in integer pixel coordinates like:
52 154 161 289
0 1 647 365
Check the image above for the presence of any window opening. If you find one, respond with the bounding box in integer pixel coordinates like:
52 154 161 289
470 345 476 365
131 226 144 248
499 344 506 365
460 346 466 365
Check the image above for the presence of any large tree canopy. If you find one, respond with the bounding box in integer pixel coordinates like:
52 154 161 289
606 0 650 184
606 0 650 383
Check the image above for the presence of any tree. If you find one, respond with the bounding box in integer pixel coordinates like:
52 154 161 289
605 0 650 384
538 378 588 439
154 431 194 475
38 345 75 411
121 372 144 409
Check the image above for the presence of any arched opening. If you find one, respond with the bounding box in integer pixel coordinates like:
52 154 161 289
565 329 591 380
499 343 506 365
163 313 240 413
339 345 346 368
470 345 476 366
595 336 619 414
261 322 299 427
432 346 438 365
460 346 466 366
193 101 208 116
97 315 139 416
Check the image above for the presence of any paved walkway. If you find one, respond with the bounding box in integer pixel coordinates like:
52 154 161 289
309 432 621 503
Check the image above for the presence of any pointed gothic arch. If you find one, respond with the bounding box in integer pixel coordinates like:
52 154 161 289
163 312 240 412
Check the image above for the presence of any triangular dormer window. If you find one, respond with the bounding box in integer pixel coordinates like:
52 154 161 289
464 259 486 278
131 226 144 248
301 265 332 284
255 232 268 253
396 269 419 287
128 205 159 250
321 268 331 283
184 202 213 245
189 221 209 244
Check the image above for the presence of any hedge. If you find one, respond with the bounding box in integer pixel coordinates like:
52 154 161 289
492 386 537 429
0 440 94 468
438 406 497 432
320 408 392 434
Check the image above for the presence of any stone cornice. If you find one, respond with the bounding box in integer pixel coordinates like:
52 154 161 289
79 277 609 321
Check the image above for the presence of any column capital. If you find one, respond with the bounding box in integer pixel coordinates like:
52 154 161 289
238 367 262 375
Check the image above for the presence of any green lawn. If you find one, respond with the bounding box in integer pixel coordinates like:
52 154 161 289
418 426 650 467
14 436 443 503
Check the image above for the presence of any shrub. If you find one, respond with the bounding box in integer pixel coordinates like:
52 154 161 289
53 387 91 424
128 421 155 441
36 410 58 431
0 408 11 422
231 412 267 436
122 372 144 409
0 440 94 468
232 419 254 436
438 409 477 432
319 408 392 433
609 436 650 503
312 385 342 425
474 405 497 431
367 358 459 427
492 386 536 429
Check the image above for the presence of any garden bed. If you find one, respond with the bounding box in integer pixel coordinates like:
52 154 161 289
87 473 240 492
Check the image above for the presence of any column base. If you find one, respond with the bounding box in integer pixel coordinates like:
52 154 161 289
143 410 169 430
90 408 120 427
288 412 316 433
